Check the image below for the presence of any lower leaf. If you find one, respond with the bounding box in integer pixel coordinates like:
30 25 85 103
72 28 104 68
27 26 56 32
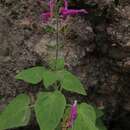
0 94 31 130
35 91 66 130
69 103 98 130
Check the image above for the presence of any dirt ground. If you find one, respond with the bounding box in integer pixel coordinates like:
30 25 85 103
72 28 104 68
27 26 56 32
0 0 130 130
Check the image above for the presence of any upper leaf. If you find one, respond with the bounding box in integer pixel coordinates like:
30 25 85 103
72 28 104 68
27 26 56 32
60 70 86 95
35 91 66 130
0 94 31 130
49 58 64 70
42 70 58 88
16 66 45 84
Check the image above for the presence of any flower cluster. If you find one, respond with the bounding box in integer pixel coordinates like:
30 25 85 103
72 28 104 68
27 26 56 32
41 0 87 22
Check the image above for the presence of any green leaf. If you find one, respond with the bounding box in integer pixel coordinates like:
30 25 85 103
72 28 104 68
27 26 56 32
96 119 107 130
94 108 107 130
16 66 45 84
60 70 86 95
78 103 97 122
0 94 31 130
35 91 66 130
70 103 98 130
42 70 58 88
49 58 64 70
55 124 62 130
44 25 55 33
94 107 104 119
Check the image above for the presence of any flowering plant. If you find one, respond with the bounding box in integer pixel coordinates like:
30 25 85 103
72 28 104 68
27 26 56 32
0 1 107 130
41 0 87 22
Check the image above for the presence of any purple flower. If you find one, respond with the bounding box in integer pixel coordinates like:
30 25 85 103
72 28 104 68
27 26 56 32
49 0 55 17
41 12 51 22
41 0 87 22
41 0 55 22
68 100 77 128
71 100 77 120
60 0 87 17
60 7 87 17
64 0 68 9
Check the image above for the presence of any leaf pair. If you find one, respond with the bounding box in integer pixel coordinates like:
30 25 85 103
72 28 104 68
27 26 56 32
0 95 107 130
0 92 66 130
15 59 64 85
16 66 86 95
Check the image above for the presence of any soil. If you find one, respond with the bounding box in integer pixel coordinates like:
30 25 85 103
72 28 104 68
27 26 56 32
0 0 130 130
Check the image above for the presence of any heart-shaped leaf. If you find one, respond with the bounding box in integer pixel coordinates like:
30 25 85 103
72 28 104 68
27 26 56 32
42 70 58 88
69 103 98 130
35 91 66 130
0 94 31 130
60 70 86 95
16 66 45 84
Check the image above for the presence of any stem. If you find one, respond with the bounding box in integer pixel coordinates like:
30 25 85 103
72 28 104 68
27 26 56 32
59 85 63 92
54 81 58 90
53 1 60 91
55 1 59 70
55 15 59 69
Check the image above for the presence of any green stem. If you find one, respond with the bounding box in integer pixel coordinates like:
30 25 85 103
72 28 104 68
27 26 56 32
59 85 63 92
55 2 59 70
55 18 59 69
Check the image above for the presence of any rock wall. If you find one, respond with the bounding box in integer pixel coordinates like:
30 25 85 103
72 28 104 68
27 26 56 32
0 0 130 130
